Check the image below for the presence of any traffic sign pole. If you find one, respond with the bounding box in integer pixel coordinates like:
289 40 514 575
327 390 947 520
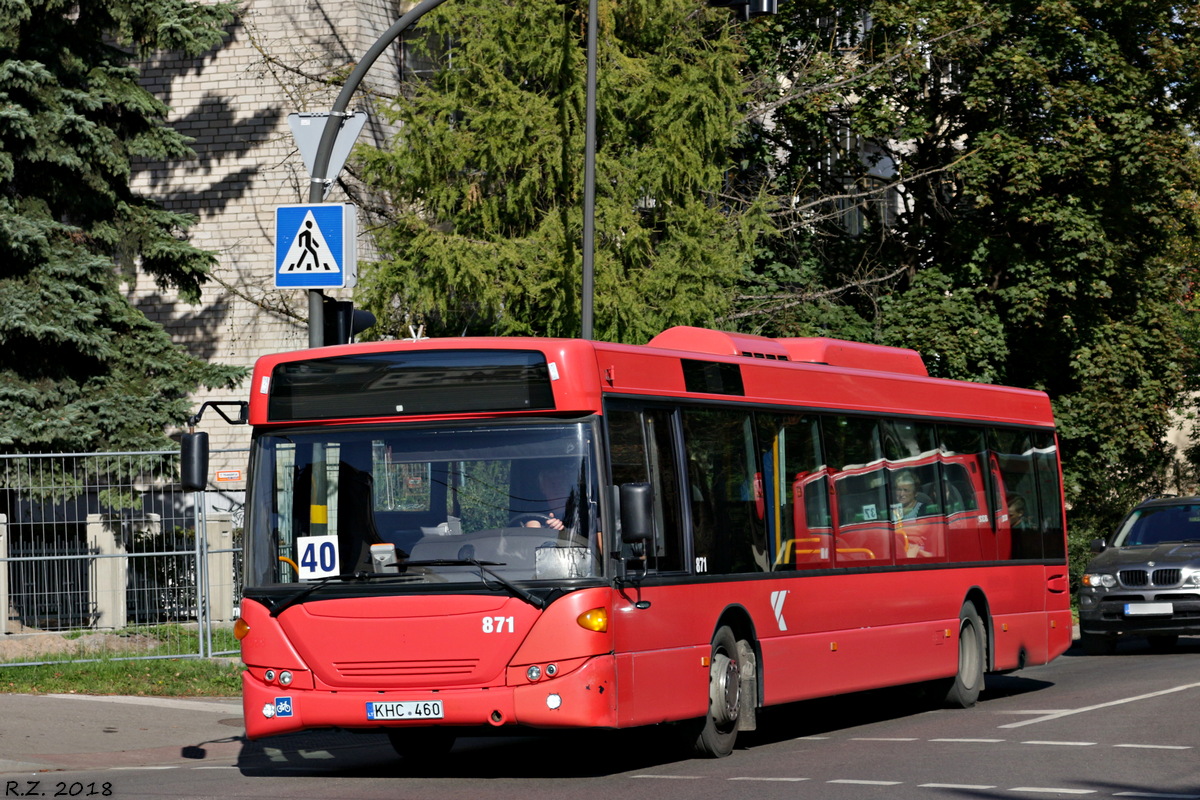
303 0 452 346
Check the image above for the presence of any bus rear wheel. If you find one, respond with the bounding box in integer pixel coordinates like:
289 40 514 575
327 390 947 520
695 626 741 758
943 602 985 709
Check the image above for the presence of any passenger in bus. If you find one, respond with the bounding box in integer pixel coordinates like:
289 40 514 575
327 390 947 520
1008 494 1030 529
892 470 927 520
893 469 934 557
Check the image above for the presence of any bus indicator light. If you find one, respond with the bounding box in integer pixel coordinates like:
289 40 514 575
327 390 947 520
577 608 608 632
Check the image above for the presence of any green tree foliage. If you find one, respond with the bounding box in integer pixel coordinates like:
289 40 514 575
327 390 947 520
0 0 244 463
741 0 1200 555
356 0 767 343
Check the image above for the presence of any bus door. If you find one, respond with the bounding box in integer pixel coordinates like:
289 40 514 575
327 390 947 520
605 402 703 726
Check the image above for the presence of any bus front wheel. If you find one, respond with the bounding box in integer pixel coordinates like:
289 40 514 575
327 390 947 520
943 602 985 709
695 626 741 758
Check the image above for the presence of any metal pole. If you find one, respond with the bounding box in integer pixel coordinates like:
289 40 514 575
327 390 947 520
581 0 597 341
305 0 453 344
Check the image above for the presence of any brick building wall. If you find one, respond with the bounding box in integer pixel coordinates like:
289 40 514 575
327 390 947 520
128 0 407 464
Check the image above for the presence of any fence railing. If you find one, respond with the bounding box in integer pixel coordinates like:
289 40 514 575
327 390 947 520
0 450 246 666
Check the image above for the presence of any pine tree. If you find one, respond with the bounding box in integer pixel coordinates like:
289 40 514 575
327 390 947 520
0 0 243 460
355 0 768 343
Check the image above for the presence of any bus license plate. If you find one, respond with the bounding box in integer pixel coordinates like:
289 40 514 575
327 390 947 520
366 700 444 720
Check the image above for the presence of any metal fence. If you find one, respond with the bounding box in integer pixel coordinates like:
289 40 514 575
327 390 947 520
0 450 246 666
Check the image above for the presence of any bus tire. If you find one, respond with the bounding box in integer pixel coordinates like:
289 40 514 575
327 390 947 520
944 602 985 709
385 727 456 759
695 626 740 758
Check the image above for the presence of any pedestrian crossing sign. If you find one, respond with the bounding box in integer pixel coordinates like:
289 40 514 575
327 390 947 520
274 203 357 289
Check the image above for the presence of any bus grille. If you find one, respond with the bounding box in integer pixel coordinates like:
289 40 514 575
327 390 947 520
333 659 481 680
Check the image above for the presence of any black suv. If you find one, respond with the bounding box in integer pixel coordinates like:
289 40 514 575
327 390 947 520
1078 496 1200 654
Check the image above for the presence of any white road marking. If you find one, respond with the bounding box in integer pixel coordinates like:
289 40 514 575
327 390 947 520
998 682 1200 729
1114 793 1200 799
1113 744 1192 750
631 775 702 779
45 693 242 714
930 738 1005 743
828 779 903 785
1021 740 1097 746
851 737 920 741
921 784 997 790
1009 789 1095 795
729 777 809 782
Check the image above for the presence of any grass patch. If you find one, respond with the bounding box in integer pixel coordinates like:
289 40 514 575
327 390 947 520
0 656 242 696
0 624 243 696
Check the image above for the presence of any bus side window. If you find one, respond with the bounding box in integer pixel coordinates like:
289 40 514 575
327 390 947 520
606 405 685 572
881 419 942 561
1032 431 1065 559
938 425 989 563
823 416 891 565
990 428 1042 560
681 408 767 575
758 414 832 570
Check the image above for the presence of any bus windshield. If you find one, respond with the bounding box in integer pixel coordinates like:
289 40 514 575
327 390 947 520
244 421 602 589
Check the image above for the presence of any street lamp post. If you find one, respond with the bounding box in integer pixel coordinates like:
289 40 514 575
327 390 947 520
581 0 597 341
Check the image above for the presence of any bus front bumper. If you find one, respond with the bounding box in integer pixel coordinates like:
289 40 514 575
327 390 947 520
242 655 617 739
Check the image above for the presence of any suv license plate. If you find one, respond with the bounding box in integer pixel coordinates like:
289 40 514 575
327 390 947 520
366 700 444 720
1124 602 1173 617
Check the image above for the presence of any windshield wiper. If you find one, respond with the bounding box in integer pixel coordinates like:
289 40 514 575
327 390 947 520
268 571 412 618
405 559 546 609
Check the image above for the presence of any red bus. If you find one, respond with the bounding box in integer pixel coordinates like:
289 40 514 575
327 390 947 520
218 326 1071 758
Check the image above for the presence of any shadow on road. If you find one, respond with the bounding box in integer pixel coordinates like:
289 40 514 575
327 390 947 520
230 670 1064 779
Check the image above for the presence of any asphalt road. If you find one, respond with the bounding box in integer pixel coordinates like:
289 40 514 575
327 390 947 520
2 635 1199 799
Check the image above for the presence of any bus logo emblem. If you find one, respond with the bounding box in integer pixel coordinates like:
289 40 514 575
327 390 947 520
771 590 789 631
